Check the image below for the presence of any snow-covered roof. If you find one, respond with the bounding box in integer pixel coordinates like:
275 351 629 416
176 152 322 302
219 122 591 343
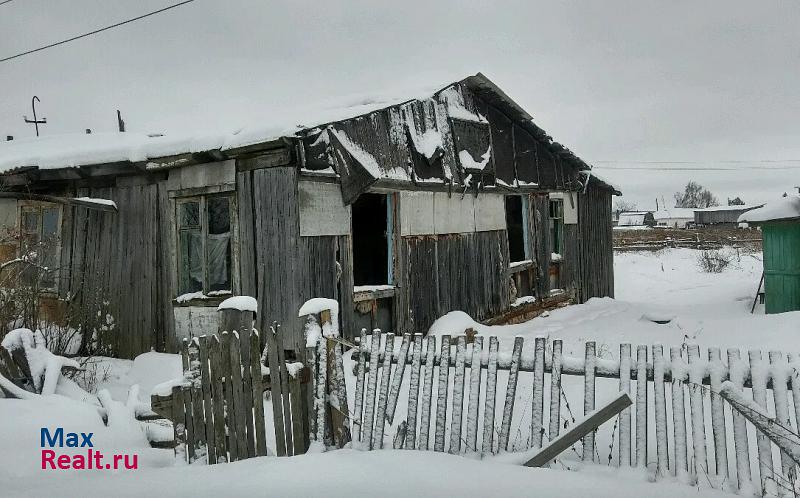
653 208 695 220
0 81 448 174
738 195 800 224
693 205 759 212
618 212 648 226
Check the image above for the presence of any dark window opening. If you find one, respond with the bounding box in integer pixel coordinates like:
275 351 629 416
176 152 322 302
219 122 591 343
505 196 526 262
549 199 563 255
352 193 389 286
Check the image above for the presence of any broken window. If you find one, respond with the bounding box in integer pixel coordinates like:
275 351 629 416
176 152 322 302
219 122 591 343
505 195 529 263
18 203 61 291
177 194 234 296
352 193 391 286
549 198 564 256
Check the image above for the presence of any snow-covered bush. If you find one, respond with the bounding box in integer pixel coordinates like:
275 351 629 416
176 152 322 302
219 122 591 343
696 249 733 273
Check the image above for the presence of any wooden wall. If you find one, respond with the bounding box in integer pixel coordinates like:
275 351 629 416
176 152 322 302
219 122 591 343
61 182 174 358
575 186 615 302
397 230 510 334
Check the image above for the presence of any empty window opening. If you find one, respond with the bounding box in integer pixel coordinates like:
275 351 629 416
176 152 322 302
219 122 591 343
352 193 390 286
549 198 564 256
177 194 234 296
505 195 528 263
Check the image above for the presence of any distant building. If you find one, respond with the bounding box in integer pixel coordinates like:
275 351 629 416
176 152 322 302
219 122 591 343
739 196 800 314
617 211 655 228
653 207 694 228
693 205 762 226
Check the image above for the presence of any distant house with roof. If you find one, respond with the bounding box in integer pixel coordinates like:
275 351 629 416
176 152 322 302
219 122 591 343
616 211 654 228
653 207 694 229
739 196 800 314
693 205 761 226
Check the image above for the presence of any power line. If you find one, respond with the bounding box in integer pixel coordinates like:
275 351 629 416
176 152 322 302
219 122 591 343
0 0 15 6
594 165 800 171
0 0 196 63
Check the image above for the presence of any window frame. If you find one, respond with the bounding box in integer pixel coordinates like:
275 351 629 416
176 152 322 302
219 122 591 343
505 194 531 265
549 198 564 257
174 192 239 302
17 201 63 293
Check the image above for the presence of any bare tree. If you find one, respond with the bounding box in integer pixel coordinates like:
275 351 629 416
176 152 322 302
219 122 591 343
613 199 638 215
727 196 745 206
674 181 719 208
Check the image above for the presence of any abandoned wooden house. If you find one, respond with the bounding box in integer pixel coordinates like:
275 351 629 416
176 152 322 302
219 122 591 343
0 73 619 358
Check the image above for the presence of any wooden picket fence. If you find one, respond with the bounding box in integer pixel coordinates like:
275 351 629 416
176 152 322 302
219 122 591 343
318 331 800 496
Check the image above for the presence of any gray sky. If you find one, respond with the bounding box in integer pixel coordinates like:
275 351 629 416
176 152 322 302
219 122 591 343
2 0 799 208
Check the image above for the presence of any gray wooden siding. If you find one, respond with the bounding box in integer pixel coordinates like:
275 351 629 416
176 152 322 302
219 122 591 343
575 187 614 302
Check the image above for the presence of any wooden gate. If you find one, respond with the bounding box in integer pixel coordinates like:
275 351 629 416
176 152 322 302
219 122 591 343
162 308 310 464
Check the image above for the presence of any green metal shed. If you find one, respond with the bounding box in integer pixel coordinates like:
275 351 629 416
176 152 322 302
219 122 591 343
739 196 800 314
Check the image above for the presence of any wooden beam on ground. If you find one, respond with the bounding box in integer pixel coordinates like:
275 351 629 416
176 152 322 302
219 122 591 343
524 392 632 467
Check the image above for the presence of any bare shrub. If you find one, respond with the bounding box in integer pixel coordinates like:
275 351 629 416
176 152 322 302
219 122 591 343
697 249 733 273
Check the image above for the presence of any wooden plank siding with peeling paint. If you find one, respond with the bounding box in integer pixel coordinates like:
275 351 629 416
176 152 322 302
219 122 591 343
0 73 619 358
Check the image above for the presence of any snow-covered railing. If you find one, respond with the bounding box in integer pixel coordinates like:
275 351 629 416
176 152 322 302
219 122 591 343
311 332 800 497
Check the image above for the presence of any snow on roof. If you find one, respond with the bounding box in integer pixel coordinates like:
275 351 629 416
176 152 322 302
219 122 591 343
693 204 759 212
653 207 695 220
0 79 450 175
738 195 800 223
580 170 622 194
617 212 648 226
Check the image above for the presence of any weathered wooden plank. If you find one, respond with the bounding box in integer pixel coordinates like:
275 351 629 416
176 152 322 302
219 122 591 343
275 324 295 455
525 393 633 468
197 336 216 464
499 337 523 452
727 348 752 491
582 341 596 462
707 347 728 479
687 344 708 476
749 349 775 494
769 351 794 481
419 335 436 451
449 336 467 454
385 334 411 424
229 333 248 461
172 385 187 462
618 343 632 467
434 335 452 452
548 340 563 443
209 336 228 462
530 336 546 449
362 332 382 449
406 335 423 450
332 338 352 448
188 340 206 461
239 329 256 458
352 329 368 444
250 330 267 457
636 345 649 469
466 336 483 453
289 370 306 455
266 325 287 456
220 332 239 461
482 336 500 455
652 344 668 474
670 346 688 478
373 333 395 450
182 385 196 463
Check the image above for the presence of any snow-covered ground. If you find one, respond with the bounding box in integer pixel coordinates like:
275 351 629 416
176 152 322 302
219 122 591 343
0 247 788 497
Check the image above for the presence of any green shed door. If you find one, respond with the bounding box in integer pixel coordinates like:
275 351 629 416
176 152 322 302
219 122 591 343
763 222 800 314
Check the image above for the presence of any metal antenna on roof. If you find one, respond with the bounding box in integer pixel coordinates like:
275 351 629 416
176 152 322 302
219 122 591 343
23 96 46 136
117 110 126 132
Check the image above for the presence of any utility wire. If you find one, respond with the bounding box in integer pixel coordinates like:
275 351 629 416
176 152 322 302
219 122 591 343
0 0 196 63
0 0 14 6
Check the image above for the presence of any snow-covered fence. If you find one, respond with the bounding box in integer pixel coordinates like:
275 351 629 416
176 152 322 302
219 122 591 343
171 328 268 464
315 331 800 497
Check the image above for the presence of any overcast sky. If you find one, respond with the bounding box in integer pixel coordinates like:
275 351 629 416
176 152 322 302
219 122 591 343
1 0 799 208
